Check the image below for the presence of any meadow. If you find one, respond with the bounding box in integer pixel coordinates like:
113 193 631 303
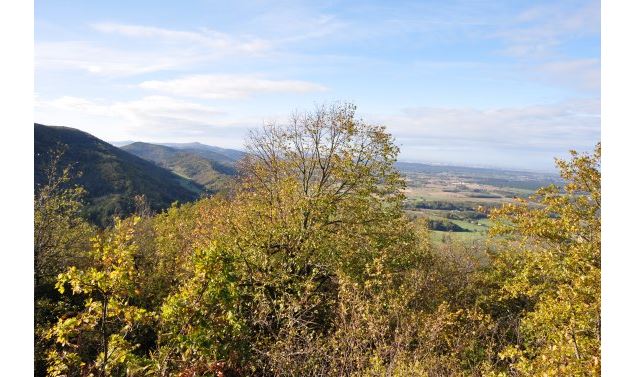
401 165 560 243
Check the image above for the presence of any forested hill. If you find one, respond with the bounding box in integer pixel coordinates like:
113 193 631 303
159 142 246 162
121 142 238 191
34 123 204 226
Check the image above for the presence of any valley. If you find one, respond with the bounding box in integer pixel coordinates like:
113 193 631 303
398 162 561 243
35 123 561 242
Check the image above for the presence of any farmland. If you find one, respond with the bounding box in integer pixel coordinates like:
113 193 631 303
399 162 561 243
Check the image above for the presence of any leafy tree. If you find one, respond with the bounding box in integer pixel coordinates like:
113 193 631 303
46 217 154 376
35 146 94 286
240 102 413 278
483 143 601 376
155 103 425 375
35 147 95 376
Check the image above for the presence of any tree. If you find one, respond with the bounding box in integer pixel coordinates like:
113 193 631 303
46 217 154 376
155 103 425 375
240 102 413 278
35 147 95 376
484 143 601 376
34 146 93 286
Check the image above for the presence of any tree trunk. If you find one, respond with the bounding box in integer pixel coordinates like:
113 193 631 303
101 295 108 377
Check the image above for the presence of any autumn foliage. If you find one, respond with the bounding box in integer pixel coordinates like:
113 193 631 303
35 103 601 376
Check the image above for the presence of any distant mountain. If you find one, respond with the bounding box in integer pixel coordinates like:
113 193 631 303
160 142 246 162
396 161 524 175
121 142 238 191
109 140 139 147
35 124 204 226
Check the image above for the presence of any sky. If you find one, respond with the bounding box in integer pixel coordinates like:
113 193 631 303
34 0 600 171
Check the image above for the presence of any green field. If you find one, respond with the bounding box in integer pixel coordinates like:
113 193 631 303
429 230 488 243
399 164 555 244
406 208 491 244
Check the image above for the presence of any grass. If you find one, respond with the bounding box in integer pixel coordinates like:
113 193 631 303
402 168 542 245
407 209 491 245
429 230 488 244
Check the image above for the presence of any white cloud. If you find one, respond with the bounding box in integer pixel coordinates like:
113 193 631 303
139 74 327 99
39 94 222 115
361 99 600 170
370 99 599 150
35 41 195 76
496 1 599 58
36 23 273 77
252 11 346 44
92 22 271 54
42 96 111 115
36 95 225 133
536 59 600 91
113 96 224 125
35 94 270 148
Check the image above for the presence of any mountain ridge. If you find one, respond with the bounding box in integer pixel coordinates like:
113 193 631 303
121 142 238 191
35 123 204 226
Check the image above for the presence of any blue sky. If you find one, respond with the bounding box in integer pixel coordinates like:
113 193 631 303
34 0 600 171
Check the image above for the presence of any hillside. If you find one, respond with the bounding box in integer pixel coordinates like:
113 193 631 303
35 124 203 226
121 142 238 191
160 142 246 162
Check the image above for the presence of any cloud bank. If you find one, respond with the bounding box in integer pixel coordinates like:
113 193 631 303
139 75 327 99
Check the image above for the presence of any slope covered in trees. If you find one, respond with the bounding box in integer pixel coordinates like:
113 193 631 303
34 104 600 376
160 142 246 163
35 124 204 226
121 142 237 191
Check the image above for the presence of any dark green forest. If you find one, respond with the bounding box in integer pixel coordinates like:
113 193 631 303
35 124 205 226
34 104 600 376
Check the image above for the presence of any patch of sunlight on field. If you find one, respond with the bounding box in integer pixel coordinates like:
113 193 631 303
429 230 488 245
